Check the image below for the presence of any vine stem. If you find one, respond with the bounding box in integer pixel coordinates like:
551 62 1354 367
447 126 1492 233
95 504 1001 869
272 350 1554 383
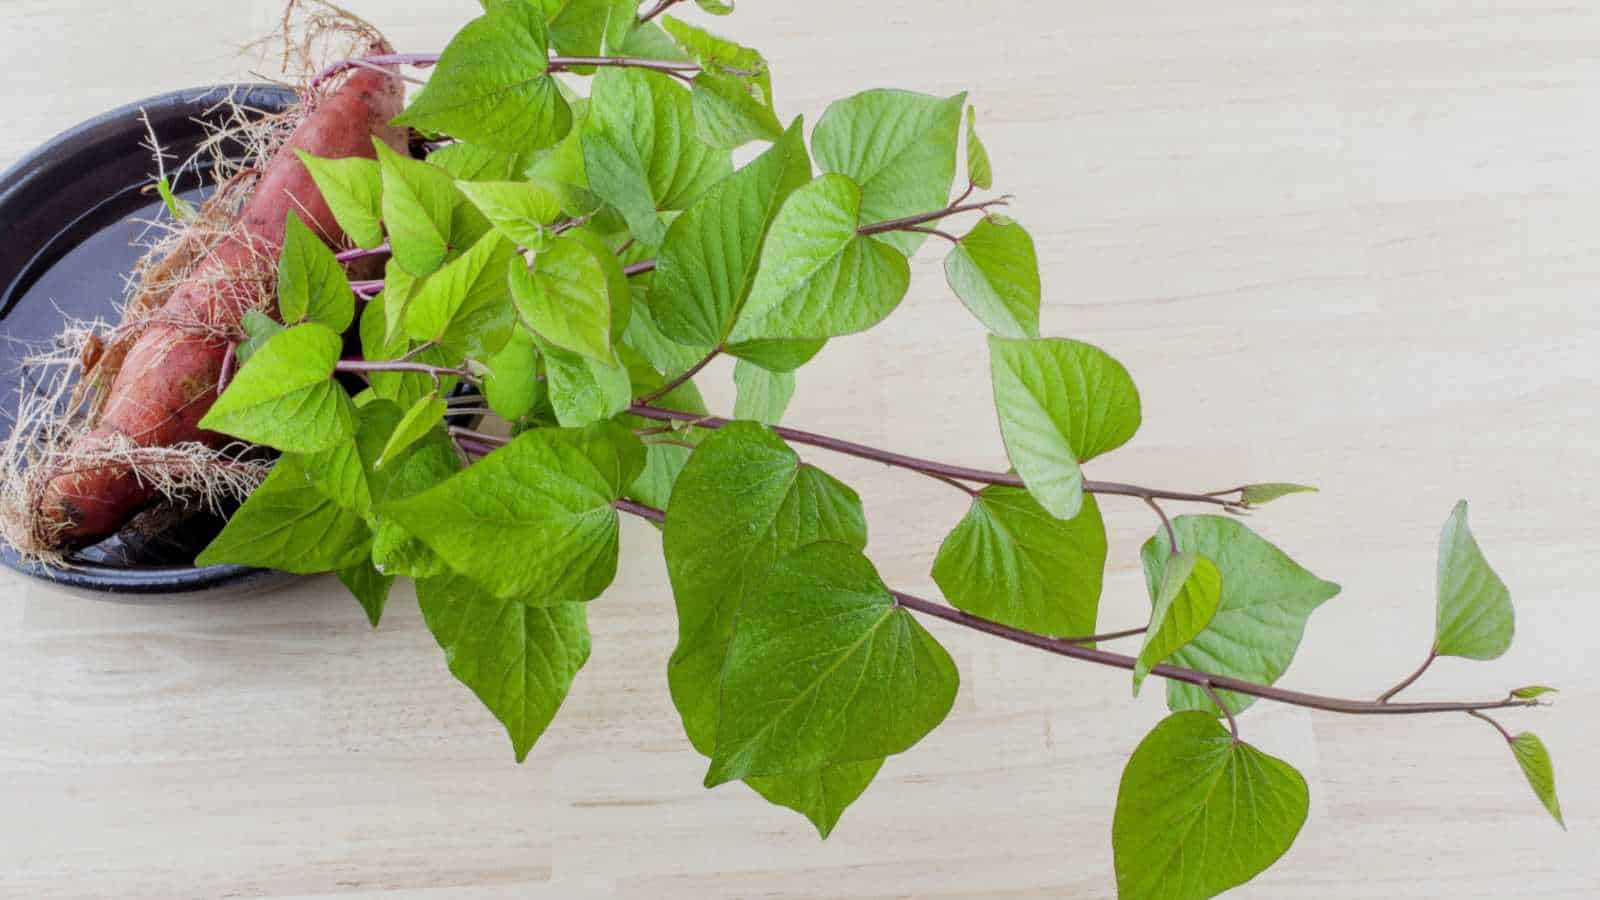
624 259 658 277
606 501 1535 718
313 52 726 93
637 0 685 24
626 404 1242 509
335 358 477 383
1467 709 1515 743
635 347 721 405
1376 649 1438 703
335 242 391 264
857 197 1010 237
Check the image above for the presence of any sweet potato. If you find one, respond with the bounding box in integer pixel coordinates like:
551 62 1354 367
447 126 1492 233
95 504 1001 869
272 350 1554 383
36 55 409 549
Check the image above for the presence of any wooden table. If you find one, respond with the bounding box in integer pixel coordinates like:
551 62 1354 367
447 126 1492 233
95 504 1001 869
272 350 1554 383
2 2 1594 897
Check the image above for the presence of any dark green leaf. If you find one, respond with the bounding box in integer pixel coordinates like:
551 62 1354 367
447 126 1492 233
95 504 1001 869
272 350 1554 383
338 559 395 627
418 573 590 762
581 68 732 246
706 542 959 785
1434 500 1514 660
932 486 1106 638
988 336 1141 520
1113 711 1309 900
724 336 825 372
383 422 645 602
651 118 811 348
662 421 868 756
746 759 884 839
1141 516 1341 715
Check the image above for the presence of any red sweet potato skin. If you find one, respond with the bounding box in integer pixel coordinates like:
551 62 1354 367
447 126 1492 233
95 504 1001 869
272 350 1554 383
37 63 408 547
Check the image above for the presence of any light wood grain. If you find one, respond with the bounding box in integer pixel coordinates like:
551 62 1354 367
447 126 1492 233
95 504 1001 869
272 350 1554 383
2 2 1595 897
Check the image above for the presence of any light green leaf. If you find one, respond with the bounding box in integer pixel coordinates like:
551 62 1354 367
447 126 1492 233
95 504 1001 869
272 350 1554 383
295 151 384 249
376 393 447 470
625 281 713 376
695 0 734 13
394 2 572 153
1141 516 1341 715
1508 732 1565 829
581 68 732 246
727 174 911 343
988 336 1141 520
418 573 590 762
405 231 518 356
663 421 868 757
301 397 404 518
375 140 458 278
482 325 543 420
652 118 811 348
456 179 565 247
383 422 645 602
706 541 959 785
964 105 992 190
1114 711 1309 900
812 89 964 256
200 323 352 454
746 759 883 839
538 336 632 426
733 358 795 425
932 486 1106 638
235 308 283 364
277 211 354 332
1511 685 1558 700
195 455 369 572
944 214 1039 338
617 346 708 511
510 231 616 362
367 421 462 580
360 280 466 409
426 142 530 182
1134 552 1223 695
338 559 395 627
549 0 635 64
1240 483 1318 506
659 15 764 74
724 337 825 372
154 175 195 221
1434 500 1514 660
690 71 783 150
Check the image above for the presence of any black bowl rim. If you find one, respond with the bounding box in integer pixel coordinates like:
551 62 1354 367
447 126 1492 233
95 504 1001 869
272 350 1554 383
0 83 302 601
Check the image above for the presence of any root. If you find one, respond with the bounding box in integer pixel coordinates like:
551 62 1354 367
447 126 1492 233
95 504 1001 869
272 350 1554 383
0 1 379 565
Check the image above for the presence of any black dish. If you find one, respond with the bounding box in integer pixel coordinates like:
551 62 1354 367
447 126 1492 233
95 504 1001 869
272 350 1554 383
0 84 299 600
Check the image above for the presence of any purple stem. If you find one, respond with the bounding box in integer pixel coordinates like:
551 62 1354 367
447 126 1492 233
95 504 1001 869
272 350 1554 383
336 242 391 264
